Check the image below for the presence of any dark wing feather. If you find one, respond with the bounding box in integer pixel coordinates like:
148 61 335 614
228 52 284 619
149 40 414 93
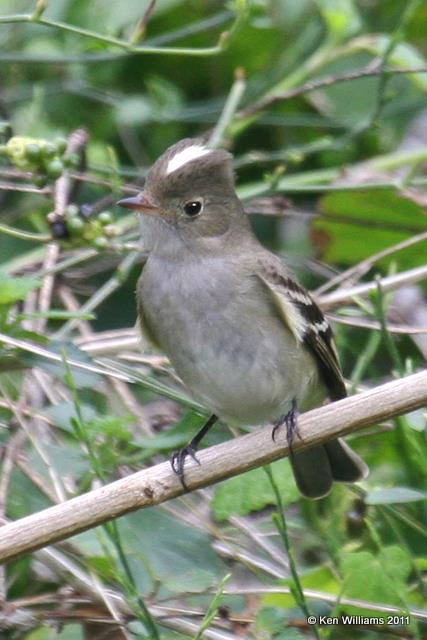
257 258 346 401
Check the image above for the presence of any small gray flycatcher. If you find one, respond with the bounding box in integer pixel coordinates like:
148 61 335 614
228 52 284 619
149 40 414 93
118 138 368 498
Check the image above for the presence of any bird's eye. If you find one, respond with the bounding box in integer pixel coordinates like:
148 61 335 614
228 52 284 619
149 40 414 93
183 199 203 217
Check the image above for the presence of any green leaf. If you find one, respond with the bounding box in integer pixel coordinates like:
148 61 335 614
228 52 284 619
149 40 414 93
255 607 291 635
0 276 40 304
365 487 427 505
212 459 299 520
114 509 225 595
314 189 427 267
263 566 340 609
315 0 361 40
21 340 101 389
339 546 412 613
356 35 427 91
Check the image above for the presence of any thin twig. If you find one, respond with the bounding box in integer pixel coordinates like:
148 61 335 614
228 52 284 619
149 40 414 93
328 313 427 334
0 7 246 57
315 231 427 295
221 588 427 622
54 251 140 339
209 68 246 148
0 383 67 503
265 466 320 640
240 65 427 117
319 264 427 311
129 0 157 45
369 0 423 129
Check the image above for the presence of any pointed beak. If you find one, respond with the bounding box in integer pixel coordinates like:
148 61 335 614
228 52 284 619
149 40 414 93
116 193 161 216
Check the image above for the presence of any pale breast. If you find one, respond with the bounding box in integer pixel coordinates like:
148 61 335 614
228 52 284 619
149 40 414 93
138 254 323 424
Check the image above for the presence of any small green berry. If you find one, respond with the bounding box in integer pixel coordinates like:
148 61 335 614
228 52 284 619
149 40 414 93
67 216 85 234
42 142 57 158
46 158 64 179
25 143 42 162
55 138 68 155
93 236 109 250
66 204 79 217
63 152 80 168
97 211 113 225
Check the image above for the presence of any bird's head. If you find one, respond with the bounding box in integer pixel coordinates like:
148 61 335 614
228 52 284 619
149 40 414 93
117 138 246 250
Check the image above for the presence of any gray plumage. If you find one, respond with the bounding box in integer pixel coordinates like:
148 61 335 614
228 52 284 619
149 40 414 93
119 138 368 499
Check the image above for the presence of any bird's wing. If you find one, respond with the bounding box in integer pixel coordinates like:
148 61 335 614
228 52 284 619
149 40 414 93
256 257 346 401
136 277 162 354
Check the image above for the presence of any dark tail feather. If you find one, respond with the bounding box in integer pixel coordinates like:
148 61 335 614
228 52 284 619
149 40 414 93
325 438 369 482
290 445 333 499
290 438 368 499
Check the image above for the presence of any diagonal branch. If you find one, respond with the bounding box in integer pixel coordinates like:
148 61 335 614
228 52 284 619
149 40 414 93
239 66 427 117
0 369 426 564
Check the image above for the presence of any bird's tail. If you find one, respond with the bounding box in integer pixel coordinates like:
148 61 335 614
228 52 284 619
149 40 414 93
290 438 368 499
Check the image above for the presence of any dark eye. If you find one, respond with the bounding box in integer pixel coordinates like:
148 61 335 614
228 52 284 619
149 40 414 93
183 199 203 217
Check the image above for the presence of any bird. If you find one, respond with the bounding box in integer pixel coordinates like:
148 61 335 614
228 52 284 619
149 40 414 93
117 138 368 498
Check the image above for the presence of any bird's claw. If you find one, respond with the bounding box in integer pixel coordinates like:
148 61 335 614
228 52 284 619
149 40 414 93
170 444 200 489
271 398 300 445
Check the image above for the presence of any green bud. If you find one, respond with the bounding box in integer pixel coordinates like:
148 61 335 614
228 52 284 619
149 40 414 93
55 138 68 155
43 142 57 158
67 216 85 233
93 236 109 250
46 158 64 179
66 204 79 217
97 211 113 225
63 152 80 168
25 143 42 162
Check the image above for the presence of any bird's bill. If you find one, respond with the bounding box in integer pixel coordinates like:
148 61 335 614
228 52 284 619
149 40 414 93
117 193 161 216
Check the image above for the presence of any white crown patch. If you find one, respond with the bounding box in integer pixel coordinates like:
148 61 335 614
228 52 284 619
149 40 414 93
166 145 210 175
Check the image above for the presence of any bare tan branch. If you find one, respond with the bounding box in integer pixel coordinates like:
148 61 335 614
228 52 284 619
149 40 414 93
0 369 426 564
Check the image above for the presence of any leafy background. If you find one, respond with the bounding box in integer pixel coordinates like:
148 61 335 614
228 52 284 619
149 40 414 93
0 0 426 638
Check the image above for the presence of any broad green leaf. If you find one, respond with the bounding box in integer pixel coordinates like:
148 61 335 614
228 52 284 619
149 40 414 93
21 340 101 389
212 459 299 520
118 509 225 595
41 401 97 432
365 487 427 505
314 189 427 267
0 276 40 304
339 546 412 614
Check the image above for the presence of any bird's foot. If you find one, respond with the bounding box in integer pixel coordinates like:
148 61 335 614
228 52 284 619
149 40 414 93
271 398 300 445
170 444 201 490
169 414 218 491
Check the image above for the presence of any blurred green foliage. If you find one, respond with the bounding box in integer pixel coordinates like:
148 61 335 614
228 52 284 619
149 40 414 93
0 0 426 638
